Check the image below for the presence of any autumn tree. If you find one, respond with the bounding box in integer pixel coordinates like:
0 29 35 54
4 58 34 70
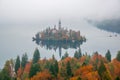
30 70 52 80
105 50 111 62
33 48 40 64
116 51 120 61
29 63 41 78
21 53 28 68
15 56 20 73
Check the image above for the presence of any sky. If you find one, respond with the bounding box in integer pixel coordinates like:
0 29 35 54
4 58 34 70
0 0 120 24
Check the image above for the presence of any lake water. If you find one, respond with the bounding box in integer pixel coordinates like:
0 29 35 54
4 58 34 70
0 20 120 69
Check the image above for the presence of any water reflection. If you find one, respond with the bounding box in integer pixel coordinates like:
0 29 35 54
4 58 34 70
33 39 86 57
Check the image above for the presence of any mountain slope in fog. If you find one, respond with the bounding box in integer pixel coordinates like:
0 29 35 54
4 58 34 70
95 19 120 33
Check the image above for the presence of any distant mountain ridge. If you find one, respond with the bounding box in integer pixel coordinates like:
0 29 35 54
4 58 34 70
95 19 120 33
87 19 120 33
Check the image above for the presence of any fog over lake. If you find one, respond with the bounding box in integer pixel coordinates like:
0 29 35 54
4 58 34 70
0 0 120 69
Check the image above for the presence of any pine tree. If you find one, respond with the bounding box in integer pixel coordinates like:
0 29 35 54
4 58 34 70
21 53 28 68
66 61 72 77
29 63 40 78
33 48 40 64
49 60 59 77
74 49 82 59
78 48 82 58
116 51 120 61
98 61 112 80
105 50 111 62
74 51 79 59
115 76 120 80
49 64 55 76
62 51 69 59
0 69 11 80
15 56 20 73
98 61 106 77
54 60 59 76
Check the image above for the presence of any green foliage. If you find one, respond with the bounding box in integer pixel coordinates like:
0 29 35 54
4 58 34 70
54 60 59 75
33 48 40 64
74 51 79 59
116 51 120 61
98 61 106 77
52 54 55 60
15 56 20 73
21 53 28 68
49 64 55 76
66 61 72 77
29 63 41 78
74 49 82 59
77 77 82 80
98 61 112 80
105 50 111 62
115 76 120 80
49 60 59 77
0 69 11 80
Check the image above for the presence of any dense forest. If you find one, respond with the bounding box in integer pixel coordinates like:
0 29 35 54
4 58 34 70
0 48 120 80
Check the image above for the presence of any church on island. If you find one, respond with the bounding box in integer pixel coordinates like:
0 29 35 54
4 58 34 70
33 20 85 42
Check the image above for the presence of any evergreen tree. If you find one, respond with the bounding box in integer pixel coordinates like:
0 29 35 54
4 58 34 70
33 48 40 64
49 60 59 77
77 77 82 80
54 60 59 76
66 61 72 77
115 76 120 80
62 51 69 59
98 61 106 77
15 56 20 73
64 51 68 58
49 64 55 76
29 63 40 78
52 54 55 60
0 69 11 80
98 61 112 80
74 49 82 59
78 48 82 58
21 53 28 68
0 60 12 80
116 51 120 61
74 51 79 59
105 50 111 62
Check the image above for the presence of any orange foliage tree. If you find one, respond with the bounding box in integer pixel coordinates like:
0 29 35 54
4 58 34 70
30 70 52 80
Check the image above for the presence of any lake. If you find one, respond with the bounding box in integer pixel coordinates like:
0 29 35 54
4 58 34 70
0 20 120 69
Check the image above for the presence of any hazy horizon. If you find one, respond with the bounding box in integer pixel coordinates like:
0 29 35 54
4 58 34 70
0 0 120 25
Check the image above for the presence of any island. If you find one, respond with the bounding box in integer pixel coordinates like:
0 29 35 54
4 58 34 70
33 20 86 57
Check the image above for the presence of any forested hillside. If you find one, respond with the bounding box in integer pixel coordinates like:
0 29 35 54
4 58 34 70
0 48 120 80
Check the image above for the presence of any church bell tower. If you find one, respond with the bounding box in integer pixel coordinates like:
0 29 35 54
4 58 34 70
58 20 61 30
